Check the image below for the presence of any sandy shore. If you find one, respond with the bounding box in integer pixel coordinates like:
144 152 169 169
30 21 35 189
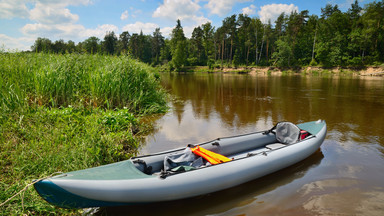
221 66 384 77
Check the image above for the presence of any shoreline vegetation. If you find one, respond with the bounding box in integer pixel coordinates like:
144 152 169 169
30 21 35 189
173 65 384 77
0 53 167 215
24 1 384 73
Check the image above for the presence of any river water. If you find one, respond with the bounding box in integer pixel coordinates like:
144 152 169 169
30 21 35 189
103 73 384 215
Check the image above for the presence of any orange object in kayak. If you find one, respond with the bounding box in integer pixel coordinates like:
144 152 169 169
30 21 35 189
190 146 231 164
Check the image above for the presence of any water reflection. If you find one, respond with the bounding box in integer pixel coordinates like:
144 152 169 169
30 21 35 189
132 73 384 215
142 73 384 153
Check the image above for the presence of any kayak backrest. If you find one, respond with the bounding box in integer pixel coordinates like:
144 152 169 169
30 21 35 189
275 122 301 144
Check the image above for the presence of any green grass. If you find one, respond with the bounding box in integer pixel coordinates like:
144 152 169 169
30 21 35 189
0 53 168 215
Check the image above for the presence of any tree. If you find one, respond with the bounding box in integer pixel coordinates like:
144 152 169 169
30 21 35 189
160 39 172 64
202 22 215 65
360 1 384 63
190 26 204 65
222 15 237 65
31 37 52 53
237 14 252 65
251 18 264 65
170 20 187 71
151 28 164 65
316 4 350 66
104 31 117 55
348 0 362 22
67 40 76 53
27 1 384 67
83 36 100 54
272 37 293 67
119 31 130 54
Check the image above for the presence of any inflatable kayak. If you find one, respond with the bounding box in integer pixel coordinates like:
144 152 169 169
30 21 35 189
34 120 326 208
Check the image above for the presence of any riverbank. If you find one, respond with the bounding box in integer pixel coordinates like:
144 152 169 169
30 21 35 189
0 53 168 215
180 66 384 77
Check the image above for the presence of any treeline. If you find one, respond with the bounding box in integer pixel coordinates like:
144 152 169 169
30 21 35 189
31 1 384 69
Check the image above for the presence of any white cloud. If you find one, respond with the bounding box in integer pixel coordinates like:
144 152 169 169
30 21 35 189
21 23 86 38
0 34 34 51
242 4 256 16
153 0 205 24
0 0 92 20
121 10 129 20
36 0 92 7
30 2 79 24
21 23 119 41
258 4 299 24
122 22 159 34
17 0 118 41
161 27 173 38
0 0 30 19
205 0 250 17
152 0 211 38
83 24 119 39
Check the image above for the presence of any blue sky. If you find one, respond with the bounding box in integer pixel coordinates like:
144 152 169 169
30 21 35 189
0 0 376 51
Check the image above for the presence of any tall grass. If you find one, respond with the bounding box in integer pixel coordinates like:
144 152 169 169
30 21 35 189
0 53 167 214
0 53 166 113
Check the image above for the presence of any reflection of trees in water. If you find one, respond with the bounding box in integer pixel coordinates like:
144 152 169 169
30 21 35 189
163 73 275 128
162 73 384 139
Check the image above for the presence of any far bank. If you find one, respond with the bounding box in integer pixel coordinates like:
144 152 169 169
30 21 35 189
174 66 384 77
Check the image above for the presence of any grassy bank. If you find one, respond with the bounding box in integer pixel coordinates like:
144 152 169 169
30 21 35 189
0 53 167 214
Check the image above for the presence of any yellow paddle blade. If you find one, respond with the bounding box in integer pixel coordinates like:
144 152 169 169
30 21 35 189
191 146 231 164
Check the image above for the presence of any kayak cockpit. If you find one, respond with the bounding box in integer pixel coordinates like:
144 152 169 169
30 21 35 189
131 121 321 177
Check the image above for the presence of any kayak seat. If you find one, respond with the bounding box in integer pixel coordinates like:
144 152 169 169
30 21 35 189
265 143 286 150
275 122 301 144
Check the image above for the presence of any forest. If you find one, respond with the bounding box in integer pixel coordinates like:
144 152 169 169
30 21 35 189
30 1 384 70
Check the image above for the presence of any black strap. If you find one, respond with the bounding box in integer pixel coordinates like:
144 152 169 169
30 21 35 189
263 123 277 135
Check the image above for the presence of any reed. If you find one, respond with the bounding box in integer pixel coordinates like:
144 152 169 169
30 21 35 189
0 53 167 214
0 53 166 113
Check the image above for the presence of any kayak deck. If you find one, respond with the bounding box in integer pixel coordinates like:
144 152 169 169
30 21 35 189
51 161 153 181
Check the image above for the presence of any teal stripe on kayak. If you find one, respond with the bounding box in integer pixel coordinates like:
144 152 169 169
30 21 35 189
298 120 326 135
34 180 131 208
55 161 153 180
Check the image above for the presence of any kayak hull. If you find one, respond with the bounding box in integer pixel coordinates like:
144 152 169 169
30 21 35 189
35 120 326 208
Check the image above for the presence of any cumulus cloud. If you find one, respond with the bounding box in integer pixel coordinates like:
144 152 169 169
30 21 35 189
21 23 86 38
17 0 114 41
122 22 159 34
0 0 92 20
152 0 211 38
121 10 129 20
153 0 209 25
0 34 34 51
21 22 119 41
205 0 250 17
36 0 92 7
30 2 79 24
153 0 200 20
83 24 119 38
258 4 299 24
0 0 30 19
160 27 173 38
242 4 256 16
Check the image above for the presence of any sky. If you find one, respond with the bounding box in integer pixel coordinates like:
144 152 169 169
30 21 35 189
0 0 376 51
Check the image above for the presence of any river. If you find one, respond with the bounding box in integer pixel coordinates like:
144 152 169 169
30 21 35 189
103 73 384 215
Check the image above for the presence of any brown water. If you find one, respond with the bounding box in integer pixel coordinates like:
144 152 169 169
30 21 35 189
103 73 384 216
